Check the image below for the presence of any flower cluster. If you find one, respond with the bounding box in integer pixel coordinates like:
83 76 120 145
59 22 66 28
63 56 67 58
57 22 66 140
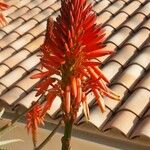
0 1 9 27
26 0 119 145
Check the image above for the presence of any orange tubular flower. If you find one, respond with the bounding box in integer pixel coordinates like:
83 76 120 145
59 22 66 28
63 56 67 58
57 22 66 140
28 0 120 142
0 1 9 27
26 102 44 147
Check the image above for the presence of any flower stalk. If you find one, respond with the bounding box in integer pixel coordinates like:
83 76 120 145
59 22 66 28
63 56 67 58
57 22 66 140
61 119 73 150
26 0 120 149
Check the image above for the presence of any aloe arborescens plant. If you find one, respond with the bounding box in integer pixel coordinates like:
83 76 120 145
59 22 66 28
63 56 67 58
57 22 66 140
26 0 120 149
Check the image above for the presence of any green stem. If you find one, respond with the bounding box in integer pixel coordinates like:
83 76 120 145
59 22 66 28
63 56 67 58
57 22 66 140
61 120 73 150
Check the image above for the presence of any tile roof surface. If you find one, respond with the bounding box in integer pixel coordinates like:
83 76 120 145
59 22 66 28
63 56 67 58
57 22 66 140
0 0 150 148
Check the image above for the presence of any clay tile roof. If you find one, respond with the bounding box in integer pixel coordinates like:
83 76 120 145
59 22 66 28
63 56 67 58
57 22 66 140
0 0 150 148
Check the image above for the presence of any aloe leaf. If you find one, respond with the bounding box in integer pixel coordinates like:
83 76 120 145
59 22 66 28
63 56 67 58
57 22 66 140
0 139 23 146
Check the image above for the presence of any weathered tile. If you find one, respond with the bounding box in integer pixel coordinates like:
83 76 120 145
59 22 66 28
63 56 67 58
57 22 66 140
2 50 30 69
105 84 128 111
16 70 41 92
107 27 131 47
135 72 150 91
24 36 44 53
3 6 17 16
121 1 141 16
141 18 150 30
126 29 150 49
28 21 47 37
119 89 150 117
106 0 125 14
101 61 122 81
0 87 25 105
93 0 111 14
0 31 6 39
15 20 38 35
114 64 144 90
137 2 150 16
131 117 150 138
47 96 61 118
0 64 10 78
21 8 41 21
18 52 40 71
123 14 145 31
78 105 112 129
110 45 137 66
130 47 150 69
106 12 128 29
0 84 6 96
0 32 19 49
15 0 32 8
2 18 24 33
103 110 139 136
103 25 114 38
38 0 57 10
96 11 112 25
16 91 40 109
0 47 15 63
9 7 29 20
50 0 61 11
10 34 34 50
33 8 54 22
0 67 26 88
26 0 44 9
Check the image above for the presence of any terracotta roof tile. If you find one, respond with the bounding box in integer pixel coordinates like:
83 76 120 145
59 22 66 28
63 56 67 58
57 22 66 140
0 0 150 147
26 0 44 9
93 0 111 14
0 67 26 88
0 32 20 49
10 34 34 50
135 72 150 91
120 1 141 16
0 47 16 63
3 6 18 16
24 36 44 53
137 2 150 16
106 12 128 29
105 1 125 15
105 84 128 111
79 106 112 129
101 61 122 81
107 27 132 47
130 47 150 70
114 64 145 90
1 18 24 33
15 70 41 92
123 14 145 31
103 110 139 136
119 89 150 117
14 20 38 35
38 0 57 10
2 50 30 69
9 7 30 20
126 28 150 49
0 31 6 39
18 52 40 71
110 45 137 66
0 87 25 106
0 64 10 78
33 8 54 22
50 0 61 11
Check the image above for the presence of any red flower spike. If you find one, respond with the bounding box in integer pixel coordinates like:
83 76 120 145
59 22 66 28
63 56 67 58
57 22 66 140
0 1 9 27
65 85 71 114
29 0 120 135
26 102 44 147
